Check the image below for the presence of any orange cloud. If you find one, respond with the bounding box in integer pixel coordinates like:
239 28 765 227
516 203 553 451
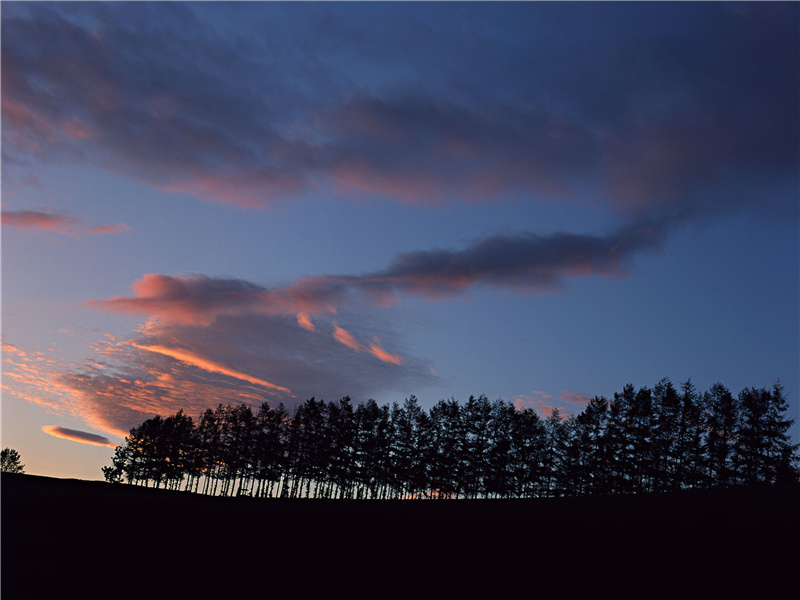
2 343 27 358
297 311 316 332
42 426 117 448
331 324 404 365
368 338 404 365
131 343 292 395
332 323 363 352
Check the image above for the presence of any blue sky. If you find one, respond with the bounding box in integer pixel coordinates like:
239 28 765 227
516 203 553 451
2 1 798 481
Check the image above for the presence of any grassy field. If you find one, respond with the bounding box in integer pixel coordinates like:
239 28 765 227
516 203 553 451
2 473 798 598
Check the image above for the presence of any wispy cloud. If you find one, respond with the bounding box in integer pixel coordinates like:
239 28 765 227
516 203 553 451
3 307 434 438
1 209 130 238
2 342 75 413
330 323 405 365
131 342 292 395
3 3 796 219
41 426 117 448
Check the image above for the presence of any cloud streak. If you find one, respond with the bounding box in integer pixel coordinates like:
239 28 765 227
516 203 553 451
131 342 292 395
42 426 117 448
2 209 130 238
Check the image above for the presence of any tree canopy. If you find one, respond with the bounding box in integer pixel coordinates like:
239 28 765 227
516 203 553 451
102 379 800 498
1 448 26 474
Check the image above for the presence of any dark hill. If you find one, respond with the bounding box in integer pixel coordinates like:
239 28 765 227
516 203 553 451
2 473 798 599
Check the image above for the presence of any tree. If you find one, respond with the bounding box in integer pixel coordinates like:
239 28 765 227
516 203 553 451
677 379 705 490
736 386 770 486
102 380 800 499
575 395 609 494
102 445 129 483
1 448 25 474
703 383 740 487
651 378 681 491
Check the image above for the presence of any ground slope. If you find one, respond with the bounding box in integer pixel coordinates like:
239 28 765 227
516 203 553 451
2 474 798 598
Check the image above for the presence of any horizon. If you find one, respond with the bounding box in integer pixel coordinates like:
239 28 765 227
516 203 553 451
2 1 798 481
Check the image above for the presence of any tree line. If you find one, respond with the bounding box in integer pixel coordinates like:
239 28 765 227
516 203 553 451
102 378 799 498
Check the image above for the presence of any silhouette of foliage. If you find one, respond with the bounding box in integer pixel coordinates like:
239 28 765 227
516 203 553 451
103 380 800 498
1 448 25 474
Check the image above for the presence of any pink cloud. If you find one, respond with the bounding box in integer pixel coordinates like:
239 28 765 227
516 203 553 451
2 210 80 236
514 390 591 418
2 344 74 413
88 273 344 326
2 209 131 238
514 393 559 417
559 391 593 409
1 97 98 154
332 323 363 353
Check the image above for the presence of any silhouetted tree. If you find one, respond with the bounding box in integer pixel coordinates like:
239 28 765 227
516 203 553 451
575 396 609 494
460 395 492 498
764 382 800 484
703 383 739 487
677 379 705 490
650 379 680 491
103 379 800 499
1 448 25 474
428 399 463 499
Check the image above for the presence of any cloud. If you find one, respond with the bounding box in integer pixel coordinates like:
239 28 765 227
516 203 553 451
42 426 117 448
558 391 593 409
332 323 362 353
70 209 667 437
330 323 405 365
514 390 591 418
85 223 131 235
89 219 668 327
131 342 292 395
2 343 75 413
368 339 404 366
296 312 316 332
1 209 130 238
3 3 796 218
3 308 435 438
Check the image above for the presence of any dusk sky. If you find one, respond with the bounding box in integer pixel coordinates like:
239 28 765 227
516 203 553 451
2 2 798 481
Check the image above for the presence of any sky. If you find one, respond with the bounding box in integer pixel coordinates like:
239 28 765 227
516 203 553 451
1 1 798 482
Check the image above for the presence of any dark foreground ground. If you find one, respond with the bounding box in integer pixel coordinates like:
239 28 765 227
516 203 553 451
2 474 798 599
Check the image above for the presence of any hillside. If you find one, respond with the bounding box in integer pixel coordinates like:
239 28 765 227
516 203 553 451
2 473 798 598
